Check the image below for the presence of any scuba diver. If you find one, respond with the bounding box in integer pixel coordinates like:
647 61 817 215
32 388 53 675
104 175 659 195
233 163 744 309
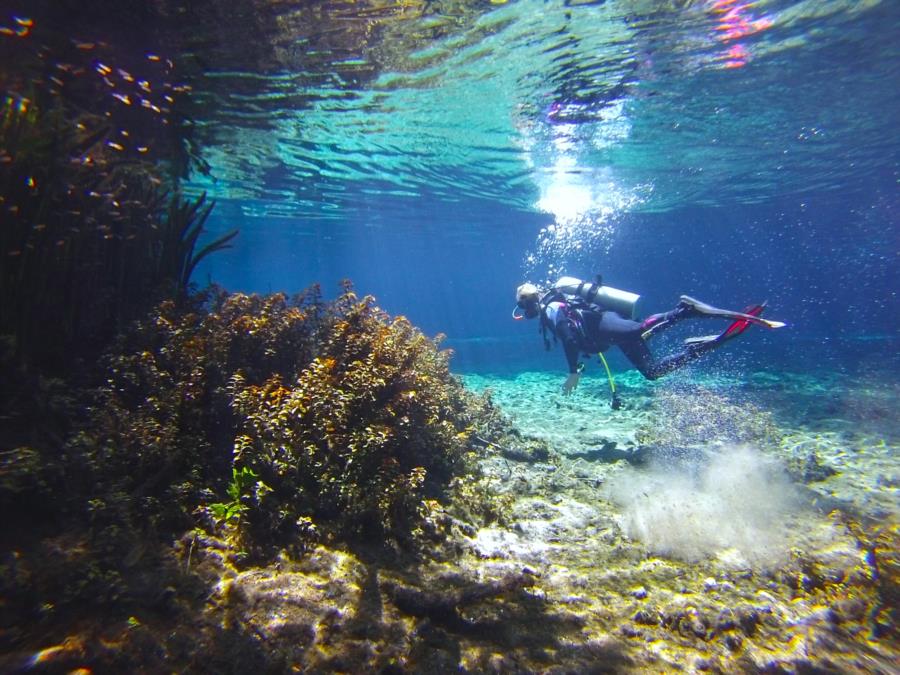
513 275 785 397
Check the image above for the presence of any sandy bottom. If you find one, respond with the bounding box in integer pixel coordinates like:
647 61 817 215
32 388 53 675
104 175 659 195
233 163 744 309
448 367 899 672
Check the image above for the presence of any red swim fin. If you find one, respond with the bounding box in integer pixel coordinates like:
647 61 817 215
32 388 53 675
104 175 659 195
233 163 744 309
720 302 766 341
683 302 768 349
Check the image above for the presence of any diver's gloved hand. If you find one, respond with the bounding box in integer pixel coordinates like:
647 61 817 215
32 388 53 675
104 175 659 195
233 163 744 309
562 372 581 396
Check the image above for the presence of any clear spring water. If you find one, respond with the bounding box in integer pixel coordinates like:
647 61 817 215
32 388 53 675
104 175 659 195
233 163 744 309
167 0 899 380
4 3 898 670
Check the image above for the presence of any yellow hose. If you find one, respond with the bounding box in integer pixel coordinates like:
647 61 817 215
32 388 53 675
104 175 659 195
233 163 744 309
597 351 616 396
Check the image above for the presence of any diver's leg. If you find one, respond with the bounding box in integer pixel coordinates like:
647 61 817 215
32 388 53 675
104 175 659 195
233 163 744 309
628 309 772 379
616 314 718 379
638 343 709 380
619 337 714 380
599 311 715 380
638 305 691 340
617 336 658 379
595 312 660 379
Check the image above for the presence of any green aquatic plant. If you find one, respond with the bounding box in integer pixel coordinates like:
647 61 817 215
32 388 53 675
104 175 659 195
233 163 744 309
158 191 238 299
209 466 257 524
208 466 264 536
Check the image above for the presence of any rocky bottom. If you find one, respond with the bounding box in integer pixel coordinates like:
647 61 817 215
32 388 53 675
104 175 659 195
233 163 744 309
5 369 898 674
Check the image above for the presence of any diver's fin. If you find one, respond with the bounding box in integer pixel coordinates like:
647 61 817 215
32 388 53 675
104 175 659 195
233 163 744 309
684 303 767 349
679 295 786 329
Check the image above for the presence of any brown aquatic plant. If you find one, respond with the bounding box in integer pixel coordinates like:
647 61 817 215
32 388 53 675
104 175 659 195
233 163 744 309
2 284 507 610
229 286 502 553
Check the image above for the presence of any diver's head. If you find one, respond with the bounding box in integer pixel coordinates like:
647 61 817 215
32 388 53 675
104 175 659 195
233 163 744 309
513 283 541 320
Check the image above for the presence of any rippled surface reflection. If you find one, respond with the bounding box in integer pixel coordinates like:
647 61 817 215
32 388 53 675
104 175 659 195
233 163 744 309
170 0 899 220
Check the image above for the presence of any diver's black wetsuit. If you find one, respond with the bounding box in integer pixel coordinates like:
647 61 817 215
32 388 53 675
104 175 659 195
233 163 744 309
542 299 706 380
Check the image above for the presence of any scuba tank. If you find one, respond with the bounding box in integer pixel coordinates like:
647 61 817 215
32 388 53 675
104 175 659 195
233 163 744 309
553 275 641 319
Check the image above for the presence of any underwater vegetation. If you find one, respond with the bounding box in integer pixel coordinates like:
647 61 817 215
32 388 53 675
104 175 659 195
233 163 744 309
6 280 896 673
0 8 526 669
229 288 507 554
0 9 235 371
0 284 514 663
4 326 898 671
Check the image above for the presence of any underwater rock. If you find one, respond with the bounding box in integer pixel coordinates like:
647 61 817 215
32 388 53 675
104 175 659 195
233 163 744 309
620 624 642 638
212 549 391 669
632 609 658 625
629 586 648 599
384 571 536 635
475 435 551 463
715 608 738 632
736 606 760 636
787 450 838 483
470 496 604 561
723 633 742 651
662 608 710 640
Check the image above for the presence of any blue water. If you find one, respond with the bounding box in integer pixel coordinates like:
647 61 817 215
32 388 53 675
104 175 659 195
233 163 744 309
3 3 899 670
186 0 899 381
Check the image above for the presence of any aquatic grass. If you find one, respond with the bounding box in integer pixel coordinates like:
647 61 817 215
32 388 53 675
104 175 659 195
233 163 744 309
0 21 233 372
158 191 238 299
0 92 235 370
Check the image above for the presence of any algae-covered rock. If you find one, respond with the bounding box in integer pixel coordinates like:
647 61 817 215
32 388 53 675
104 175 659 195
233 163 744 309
786 448 839 483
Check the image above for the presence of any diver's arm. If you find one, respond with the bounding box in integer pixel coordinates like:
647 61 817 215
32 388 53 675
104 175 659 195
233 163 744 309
551 311 581 373
557 319 582 395
562 340 580 374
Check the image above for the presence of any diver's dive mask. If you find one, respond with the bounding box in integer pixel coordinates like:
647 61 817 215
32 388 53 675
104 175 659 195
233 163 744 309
512 283 541 320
